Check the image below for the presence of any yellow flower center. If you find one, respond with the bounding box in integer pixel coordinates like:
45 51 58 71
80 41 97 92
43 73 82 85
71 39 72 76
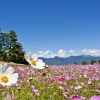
74 98 77 100
1 76 9 83
31 60 36 65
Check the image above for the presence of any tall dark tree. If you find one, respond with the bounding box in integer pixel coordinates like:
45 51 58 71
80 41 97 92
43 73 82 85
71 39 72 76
8 31 17 49
91 60 97 65
8 42 25 63
0 30 26 64
0 33 8 61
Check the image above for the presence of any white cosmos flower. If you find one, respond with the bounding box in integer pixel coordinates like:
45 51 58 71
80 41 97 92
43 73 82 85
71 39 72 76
25 52 38 64
31 59 45 69
25 52 46 69
0 64 19 86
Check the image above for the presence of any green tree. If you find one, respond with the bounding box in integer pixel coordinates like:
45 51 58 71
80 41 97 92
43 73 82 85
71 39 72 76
0 33 8 61
98 60 100 64
8 30 17 49
91 59 97 65
82 60 88 65
8 42 25 63
0 30 26 64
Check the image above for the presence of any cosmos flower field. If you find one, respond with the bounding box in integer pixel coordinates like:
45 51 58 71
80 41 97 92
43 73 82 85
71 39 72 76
0 64 100 100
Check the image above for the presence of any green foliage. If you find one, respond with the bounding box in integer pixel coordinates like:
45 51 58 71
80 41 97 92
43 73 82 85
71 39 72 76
74 62 78 65
91 59 97 65
0 30 27 64
82 60 88 65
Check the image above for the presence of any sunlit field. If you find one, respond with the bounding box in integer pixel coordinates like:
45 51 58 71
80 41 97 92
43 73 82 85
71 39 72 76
0 64 100 100
0 0 100 99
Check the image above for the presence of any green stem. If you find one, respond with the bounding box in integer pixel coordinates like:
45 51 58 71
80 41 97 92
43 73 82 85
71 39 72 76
17 81 32 100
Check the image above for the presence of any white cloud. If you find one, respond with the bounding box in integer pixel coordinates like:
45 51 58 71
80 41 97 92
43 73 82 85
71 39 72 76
30 49 100 58
69 50 75 53
34 50 55 58
56 49 68 58
82 49 100 56
31 49 76 58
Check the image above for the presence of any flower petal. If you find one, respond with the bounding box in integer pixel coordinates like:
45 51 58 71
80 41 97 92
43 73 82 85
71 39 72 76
36 59 45 67
0 64 7 74
90 96 100 100
5 67 15 75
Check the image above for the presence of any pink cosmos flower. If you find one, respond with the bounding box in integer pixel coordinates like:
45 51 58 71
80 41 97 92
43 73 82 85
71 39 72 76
88 80 92 85
31 85 40 96
90 96 100 100
72 96 81 100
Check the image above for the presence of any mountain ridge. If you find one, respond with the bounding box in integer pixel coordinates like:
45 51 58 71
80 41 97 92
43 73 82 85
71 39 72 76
39 55 100 65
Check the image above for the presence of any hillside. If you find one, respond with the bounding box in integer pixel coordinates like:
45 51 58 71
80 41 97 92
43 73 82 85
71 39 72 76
40 55 100 65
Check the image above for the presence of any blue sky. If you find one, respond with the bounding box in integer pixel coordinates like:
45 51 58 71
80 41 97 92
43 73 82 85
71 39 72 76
0 0 100 53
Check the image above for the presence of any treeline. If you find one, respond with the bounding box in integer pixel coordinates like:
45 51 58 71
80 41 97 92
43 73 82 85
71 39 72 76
0 30 27 64
80 60 100 65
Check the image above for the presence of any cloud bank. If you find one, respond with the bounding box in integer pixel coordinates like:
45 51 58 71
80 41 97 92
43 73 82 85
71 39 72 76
82 49 100 56
29 49 100 58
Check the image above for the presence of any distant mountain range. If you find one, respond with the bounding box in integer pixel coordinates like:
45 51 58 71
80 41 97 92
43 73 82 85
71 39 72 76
40 55 100 65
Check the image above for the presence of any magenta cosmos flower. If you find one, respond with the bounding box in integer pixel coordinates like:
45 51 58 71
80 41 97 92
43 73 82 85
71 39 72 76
90 96 100 100
72 96 81 100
